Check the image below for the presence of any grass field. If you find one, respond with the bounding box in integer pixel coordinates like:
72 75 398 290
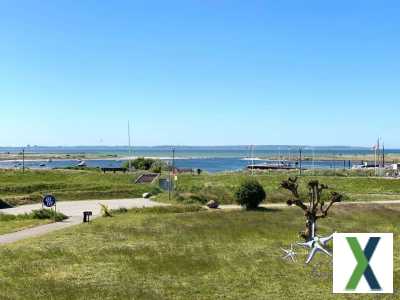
166 171 400 204
0 169 160 207
0 209 68 235
0 218 50 235
1 169 399 208
0 204 398 299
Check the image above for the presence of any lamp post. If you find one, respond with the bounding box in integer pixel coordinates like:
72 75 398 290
299 147 302 176
128 121 132 172
168 148 175 201
22 148 25 173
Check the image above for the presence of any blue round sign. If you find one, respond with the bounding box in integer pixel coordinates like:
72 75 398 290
43 195 56 207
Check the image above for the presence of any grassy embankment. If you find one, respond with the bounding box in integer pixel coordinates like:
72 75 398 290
158 169 400 204
0 218 49 235
1 169 400 208
0 169 160 207
0 209 68 235
0 204 398 299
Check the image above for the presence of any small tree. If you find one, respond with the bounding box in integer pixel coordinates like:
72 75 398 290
281 177 342 241
235 178 266 210
150 160 166 173
123 157 167 172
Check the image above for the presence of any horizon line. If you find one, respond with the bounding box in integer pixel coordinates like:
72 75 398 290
0 144 385 149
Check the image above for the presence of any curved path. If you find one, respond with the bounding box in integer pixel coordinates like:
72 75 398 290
1 199 400 245
217 199 400 210
1 198 167 217
0 198 168 245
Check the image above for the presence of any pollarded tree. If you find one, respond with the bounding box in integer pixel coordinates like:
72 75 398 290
281 177 343 241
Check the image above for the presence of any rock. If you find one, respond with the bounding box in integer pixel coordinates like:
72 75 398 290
206 200 219 209
142 192 151 198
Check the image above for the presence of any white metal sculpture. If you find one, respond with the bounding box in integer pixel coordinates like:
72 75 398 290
281 177 342 264
297 230 334 264
281 244 297 262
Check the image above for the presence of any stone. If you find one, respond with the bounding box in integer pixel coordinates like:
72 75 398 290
206 200 219 209
142 192 151 198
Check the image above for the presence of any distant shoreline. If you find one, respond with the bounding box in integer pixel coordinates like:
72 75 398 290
0 152 398 163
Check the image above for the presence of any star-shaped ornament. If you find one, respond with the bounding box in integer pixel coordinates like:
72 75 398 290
297 233 334 264
281 244 297 262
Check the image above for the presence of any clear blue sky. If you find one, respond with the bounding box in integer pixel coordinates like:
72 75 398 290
1 1 399 147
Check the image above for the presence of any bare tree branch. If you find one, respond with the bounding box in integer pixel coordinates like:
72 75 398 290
281 177 343 240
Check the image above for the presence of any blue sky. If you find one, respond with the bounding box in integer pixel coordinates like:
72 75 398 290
0 1 399 147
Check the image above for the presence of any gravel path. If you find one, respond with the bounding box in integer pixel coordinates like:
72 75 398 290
0 198 167 245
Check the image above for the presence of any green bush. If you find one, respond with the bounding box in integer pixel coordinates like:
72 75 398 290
123 157 167 173
110 207 128 214
31 209 68 222
150 160 166 173
189 194 208 204
234 178 266 209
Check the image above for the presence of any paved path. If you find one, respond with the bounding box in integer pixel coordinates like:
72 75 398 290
0 198 167 245
217 199 400 210
0 216 82 244
1 198 167 217
1 199 399 245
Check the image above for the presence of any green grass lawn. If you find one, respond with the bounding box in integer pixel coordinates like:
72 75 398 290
0 205 398 299
0 218 50 235
0 209 68 235
166 171 400 204
0 169 160 206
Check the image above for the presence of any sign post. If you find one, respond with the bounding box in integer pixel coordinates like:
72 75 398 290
42 194 57 222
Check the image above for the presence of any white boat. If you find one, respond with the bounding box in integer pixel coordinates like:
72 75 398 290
77 160 87 167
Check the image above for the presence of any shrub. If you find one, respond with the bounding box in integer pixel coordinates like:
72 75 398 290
31 209 68 222
123 157 167 172
122 157 154 170
188 194 208 204
150 160 166 173
110 207 128 214
234 178 266 209
149 186 162 195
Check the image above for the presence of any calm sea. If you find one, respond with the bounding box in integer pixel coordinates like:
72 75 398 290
0 146 398 173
